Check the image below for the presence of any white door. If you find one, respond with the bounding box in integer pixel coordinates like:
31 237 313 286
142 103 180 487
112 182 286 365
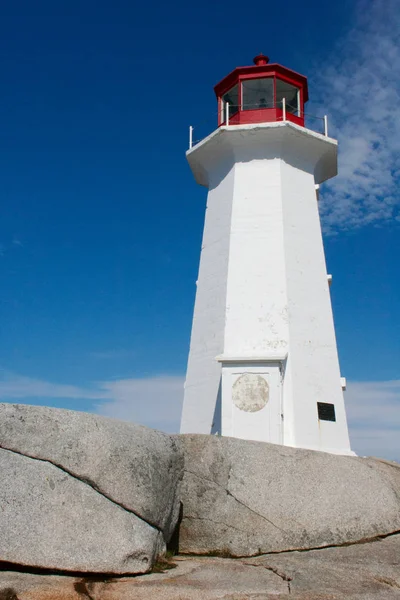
221 364 282 444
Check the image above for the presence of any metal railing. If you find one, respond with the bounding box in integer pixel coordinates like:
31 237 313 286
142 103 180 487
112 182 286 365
188 99 329 150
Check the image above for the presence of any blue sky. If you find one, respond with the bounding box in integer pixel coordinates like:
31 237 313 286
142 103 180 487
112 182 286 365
0 0 399 460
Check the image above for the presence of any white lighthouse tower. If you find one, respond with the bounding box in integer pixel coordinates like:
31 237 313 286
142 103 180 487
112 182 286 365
181 54 353 456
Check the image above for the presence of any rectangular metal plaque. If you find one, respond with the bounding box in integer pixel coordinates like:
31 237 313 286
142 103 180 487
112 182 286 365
317 402 336 422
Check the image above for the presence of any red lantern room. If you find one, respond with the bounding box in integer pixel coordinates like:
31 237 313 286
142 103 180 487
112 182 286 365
214 54 308 128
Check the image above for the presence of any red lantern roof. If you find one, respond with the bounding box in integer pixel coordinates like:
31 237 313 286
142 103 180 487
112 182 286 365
214 54 308 128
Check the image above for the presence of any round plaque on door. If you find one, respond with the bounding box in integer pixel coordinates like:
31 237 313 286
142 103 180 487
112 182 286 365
232 373 269 412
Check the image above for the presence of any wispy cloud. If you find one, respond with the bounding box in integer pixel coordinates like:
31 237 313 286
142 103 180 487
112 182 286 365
96 376 184 433
0 370 184 434
0 371 398 459
0 237 24 257
312 0 400 233
346 380 400 462
0 370 109 401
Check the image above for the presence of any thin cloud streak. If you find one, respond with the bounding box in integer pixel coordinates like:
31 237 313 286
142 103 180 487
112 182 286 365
0 371 398 459
0 371 109 401
312 0 400 233
0 370 184 434
96 376 184 433
346 379 400 462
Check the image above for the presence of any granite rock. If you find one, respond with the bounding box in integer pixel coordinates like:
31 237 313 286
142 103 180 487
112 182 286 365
0 403 183 540
177 434 400 556
1 533 399 599
0 448 164 574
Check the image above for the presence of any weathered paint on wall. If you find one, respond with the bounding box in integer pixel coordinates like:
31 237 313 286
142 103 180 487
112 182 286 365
181 122 353 456
232 374 269 413
220 362 282 444
180 166 235 435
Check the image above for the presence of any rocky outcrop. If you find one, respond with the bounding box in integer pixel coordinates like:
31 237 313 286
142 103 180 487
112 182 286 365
0 403 184 574
0 403 183 539
177 434 400 556
0 448 164 574
1 533 399 599
1 403 400 577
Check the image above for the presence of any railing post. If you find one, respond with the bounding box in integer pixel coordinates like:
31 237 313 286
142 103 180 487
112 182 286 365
189 126 193 150
282 97 286 122
324 115 328 137
226 102 229 126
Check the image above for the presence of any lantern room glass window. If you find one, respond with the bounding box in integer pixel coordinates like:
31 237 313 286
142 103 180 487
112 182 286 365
276 80 300 115
222 84 239 120
242 78 273 110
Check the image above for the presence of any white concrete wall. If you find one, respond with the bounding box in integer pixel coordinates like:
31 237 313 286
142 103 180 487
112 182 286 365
280 159 352 453
181 123 353 456
224 159 289 357
180 166 235 434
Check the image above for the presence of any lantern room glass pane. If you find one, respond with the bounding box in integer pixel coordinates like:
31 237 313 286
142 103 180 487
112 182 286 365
242 78 273 110
276 80 299 115
222 84 239 119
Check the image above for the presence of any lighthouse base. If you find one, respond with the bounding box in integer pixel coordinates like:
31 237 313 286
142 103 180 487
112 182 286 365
209 355 356 457
215 356 284 444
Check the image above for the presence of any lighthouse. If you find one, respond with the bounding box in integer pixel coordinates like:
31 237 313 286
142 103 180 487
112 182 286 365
181 54 353 456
